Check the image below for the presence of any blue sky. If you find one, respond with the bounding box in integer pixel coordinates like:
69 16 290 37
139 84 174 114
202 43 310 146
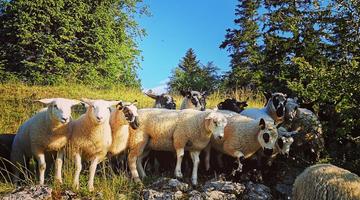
136 0 238 93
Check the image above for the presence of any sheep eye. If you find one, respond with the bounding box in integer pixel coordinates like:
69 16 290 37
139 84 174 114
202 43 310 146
53 105 58 109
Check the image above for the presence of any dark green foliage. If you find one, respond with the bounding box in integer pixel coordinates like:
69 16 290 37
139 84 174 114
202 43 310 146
0 0 145 87
223 0 360 174
220 0 262 90
168 48 220 93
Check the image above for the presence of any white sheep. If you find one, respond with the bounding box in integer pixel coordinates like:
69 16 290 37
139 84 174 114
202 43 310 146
241 92 287 124
108 101 139 157
127 108 227 185
292 163 360 200
204 115 279 174
11 98 80 185
69 98 119 192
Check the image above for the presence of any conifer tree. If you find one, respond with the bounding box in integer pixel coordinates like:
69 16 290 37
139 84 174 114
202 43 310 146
220 0 262 90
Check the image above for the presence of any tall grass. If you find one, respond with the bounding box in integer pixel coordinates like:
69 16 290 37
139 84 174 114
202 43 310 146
0 83 264 199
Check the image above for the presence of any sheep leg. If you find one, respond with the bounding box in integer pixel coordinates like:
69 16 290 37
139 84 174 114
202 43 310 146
231 151 245 176
88 157 99 192
54 150 64 184
204 144 211 171
128 131 148 182
175 148 184 179
10 151 25 185
72 153 82 190
35 153 46 185
137 149 149 178
216 153 224 168
190 151 200 185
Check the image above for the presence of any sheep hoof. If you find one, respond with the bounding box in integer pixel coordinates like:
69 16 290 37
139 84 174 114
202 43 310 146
134 177 141 183
191 179 198 186
54 178 63 185
175 174 183 179
72 182 80 190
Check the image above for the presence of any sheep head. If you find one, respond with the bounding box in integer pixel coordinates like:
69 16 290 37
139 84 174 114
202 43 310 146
81 98 120 124
266 92 287 118
116 100 140 129
181 90 207 111
37 98 80 124
204 112 227 140
257 118 279 156
217 98 248 113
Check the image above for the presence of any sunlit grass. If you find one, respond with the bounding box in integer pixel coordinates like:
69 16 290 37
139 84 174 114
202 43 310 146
0 83 264 199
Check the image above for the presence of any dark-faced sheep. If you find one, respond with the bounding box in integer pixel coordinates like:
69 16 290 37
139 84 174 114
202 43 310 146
180 90 207 111
145 90 176 109
217 98 248 113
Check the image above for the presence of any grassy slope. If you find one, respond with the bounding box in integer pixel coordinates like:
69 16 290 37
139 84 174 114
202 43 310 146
0 83 264 199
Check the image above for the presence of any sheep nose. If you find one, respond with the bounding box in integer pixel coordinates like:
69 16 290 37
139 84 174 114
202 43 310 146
96 116 103 121
61 117 68 122
218 135 223 140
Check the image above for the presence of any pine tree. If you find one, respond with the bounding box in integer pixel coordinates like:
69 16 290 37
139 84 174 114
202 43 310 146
220 0 262 90
262 0 328 93
168 48 219 93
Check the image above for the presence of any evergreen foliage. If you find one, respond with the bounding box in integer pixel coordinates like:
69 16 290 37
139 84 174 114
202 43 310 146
220 0 262 90
0 0 145 87
168 48 220 93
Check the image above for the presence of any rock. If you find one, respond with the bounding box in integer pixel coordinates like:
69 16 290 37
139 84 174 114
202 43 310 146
188 190 203 200
143 189 184 200
174 191 185 199
61 190 78 200
243 181 272 200
166 178 190 192
150 177 189 192
203 179 245 195
203 190 237 200
2 185 52 200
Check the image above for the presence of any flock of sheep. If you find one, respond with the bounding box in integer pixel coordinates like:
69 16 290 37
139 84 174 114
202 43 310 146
2 90 360 199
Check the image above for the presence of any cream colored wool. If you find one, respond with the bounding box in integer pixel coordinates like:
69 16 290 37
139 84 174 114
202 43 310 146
128 108 227 185
11 98 79 185
293 164 360 200
204 114 278 172
108 107 130 156
69 99 119 192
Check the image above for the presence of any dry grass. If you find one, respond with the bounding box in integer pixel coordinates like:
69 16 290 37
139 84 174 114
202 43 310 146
0 83 264 199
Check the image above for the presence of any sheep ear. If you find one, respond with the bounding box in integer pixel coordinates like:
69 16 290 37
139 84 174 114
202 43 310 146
109 101 121 107
37 98 55 105
145 91 158 99
180 90 187 97
80 98 93 106
217 102 223 109
116 101 124 110
132 100 138 105
69 99 81 106
259 118 266 130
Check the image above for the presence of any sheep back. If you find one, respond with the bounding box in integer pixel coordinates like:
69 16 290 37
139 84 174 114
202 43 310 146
211 115 261 158
293 164 360 200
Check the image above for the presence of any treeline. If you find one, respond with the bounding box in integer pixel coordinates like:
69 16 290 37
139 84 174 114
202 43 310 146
0 0 145 87
168 0 359 172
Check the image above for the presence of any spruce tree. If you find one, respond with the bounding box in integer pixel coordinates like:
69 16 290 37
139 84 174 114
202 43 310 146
168 48 219 93
220 0 262 90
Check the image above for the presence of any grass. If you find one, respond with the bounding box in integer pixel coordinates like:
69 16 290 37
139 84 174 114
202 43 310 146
0 83 264 199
